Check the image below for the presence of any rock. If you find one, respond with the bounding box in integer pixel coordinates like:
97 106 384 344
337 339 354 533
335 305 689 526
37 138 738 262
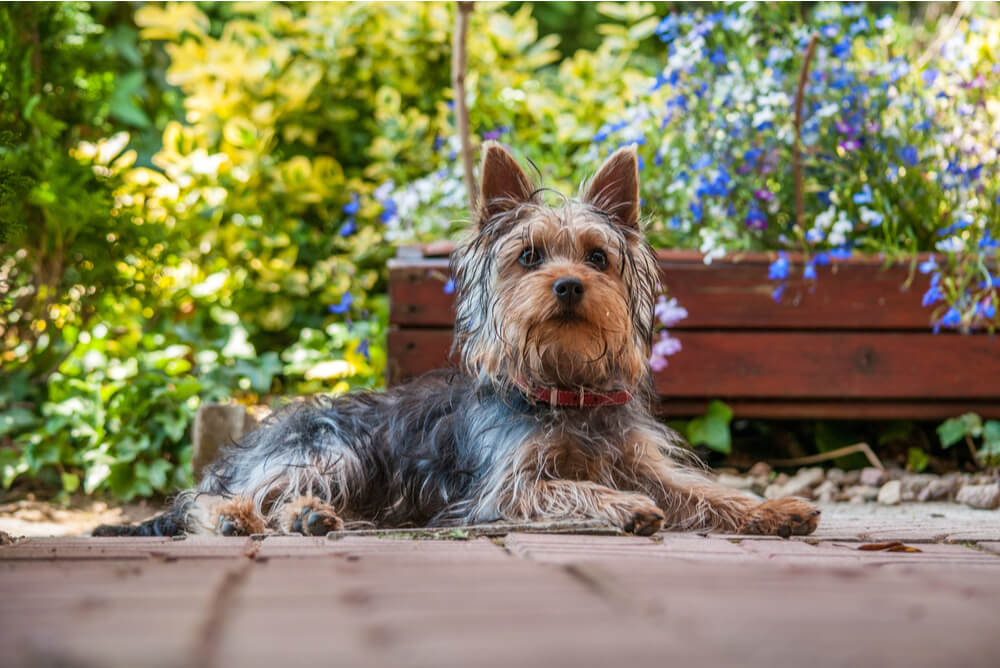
840 470 861 486
826 468 845 484
877 480 902 505
956 482 1000 510
717 473 753 490
748 462 772 478
765 467 825 499
900 474 935 502
860 467 887 487
843 485 879 503
815 480 838 503
918 478 957 502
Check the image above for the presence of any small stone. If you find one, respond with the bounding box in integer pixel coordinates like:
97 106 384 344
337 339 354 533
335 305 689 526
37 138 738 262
764 467 825 500
748 462 772 478
844 484 879 502
826 468 845 484
860 467 887 487
840 470 861 486
877 480 902 505
956 482 1000 510
918 478 957 502
815 480 838 503
717 473 752 490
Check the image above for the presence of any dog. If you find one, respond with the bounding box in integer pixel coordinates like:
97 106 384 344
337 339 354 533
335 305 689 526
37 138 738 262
94 142 820 538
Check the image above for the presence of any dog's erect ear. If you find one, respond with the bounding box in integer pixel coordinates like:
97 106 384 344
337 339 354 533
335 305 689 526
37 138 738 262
585 145 641 230
479 141 534 224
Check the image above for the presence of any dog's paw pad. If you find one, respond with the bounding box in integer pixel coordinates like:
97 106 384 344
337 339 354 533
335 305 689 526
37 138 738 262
217 515 248 537
292 506 343 536
623 505 664 536
741 499 821 537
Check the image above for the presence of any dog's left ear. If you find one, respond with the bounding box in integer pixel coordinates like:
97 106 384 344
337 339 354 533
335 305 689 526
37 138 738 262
585 145 640 230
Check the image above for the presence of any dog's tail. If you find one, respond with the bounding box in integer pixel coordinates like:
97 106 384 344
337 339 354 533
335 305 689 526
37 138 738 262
91 493 194 537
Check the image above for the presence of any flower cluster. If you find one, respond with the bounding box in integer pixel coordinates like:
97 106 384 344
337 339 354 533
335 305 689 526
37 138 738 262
588 3 999 331
650 295 688 372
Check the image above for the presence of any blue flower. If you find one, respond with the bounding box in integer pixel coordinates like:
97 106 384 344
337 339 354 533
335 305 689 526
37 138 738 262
852 184 873 205
875 15 893 30
708 47 727 66
829 246 853 260
357 339 371 362
918 255 937 274
772 284 786 302
768 252 790 280
689 201 703 223
922 68 938 87
849 17 869 35
921 284 943 307
939 307 962 328
820 24 839 39
806 228 825 243
637 155 645 171
832 39 852 59
655 15 681 43
443 277 455 294
328 292 353 314
342 193 360 216
803 262 817 280
976 300 996 320
899 145 919 167
654 150 663 167
813 251 831 266
379 198 397 224
339 217 357 237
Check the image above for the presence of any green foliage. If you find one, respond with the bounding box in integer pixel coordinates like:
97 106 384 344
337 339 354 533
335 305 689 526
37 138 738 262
938 413 1000 466
685 400 733 454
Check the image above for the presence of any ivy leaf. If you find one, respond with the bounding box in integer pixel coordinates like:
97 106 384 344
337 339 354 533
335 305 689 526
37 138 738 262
687 400 733 454
937 413 982 448
906 447 929 473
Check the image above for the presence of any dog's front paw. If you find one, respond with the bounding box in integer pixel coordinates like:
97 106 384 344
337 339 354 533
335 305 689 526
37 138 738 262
280 496 344 536
215 498 267 536
614 495 664 536
740 498 821 537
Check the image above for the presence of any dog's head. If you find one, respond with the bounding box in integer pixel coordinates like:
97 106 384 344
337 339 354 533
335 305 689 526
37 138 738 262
451 142 659 392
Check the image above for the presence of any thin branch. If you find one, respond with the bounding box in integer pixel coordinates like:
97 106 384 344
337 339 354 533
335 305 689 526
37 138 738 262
792 35 818 233
769 442 884 470
452 1 477 214
915 1 970 70
964 433 983 469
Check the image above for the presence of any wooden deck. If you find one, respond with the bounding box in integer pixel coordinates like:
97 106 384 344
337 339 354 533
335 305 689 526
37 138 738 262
3 503 1000 668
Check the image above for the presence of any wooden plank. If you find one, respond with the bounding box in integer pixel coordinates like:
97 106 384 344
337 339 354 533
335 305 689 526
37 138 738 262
656 399 1000 420
387 328 1000 400
388 251 934 330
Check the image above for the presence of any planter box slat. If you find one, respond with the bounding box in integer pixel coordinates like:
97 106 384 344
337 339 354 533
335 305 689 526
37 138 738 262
387 248 998 419
389 254 934 331
387 329 1000 400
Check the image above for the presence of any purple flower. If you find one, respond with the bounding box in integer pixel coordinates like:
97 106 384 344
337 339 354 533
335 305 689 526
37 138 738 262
753 188 775 201
899 145 919 167
839 139 861 152
652 330 683 358
834 119 856 135
328 292 353 314
655 295 688 327
768 252 790 280
745 206 767 231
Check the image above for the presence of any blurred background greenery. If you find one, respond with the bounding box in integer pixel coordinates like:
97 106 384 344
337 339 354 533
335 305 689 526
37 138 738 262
1 2 997 502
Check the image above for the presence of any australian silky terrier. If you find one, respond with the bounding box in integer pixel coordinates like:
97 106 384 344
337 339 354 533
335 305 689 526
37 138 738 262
96 142 820 538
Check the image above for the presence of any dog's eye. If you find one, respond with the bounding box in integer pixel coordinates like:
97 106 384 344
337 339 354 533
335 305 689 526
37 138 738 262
586 249 609 271
519 247 544 268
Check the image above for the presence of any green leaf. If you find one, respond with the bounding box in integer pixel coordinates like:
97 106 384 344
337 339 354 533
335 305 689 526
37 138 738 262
61 472 80 493
906 447 929 473
938 413 982 448
686 400 732 454
110 100 151 128
0 407 38 436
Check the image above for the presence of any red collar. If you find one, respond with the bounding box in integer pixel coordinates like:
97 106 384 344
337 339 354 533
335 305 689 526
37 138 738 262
514 378 633 408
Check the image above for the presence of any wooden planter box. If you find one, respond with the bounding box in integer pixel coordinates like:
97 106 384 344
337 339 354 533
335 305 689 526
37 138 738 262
387 245 1000 419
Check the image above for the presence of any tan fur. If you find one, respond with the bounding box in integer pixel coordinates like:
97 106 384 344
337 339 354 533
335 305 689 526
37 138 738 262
279 495 344 535
215 496 268 536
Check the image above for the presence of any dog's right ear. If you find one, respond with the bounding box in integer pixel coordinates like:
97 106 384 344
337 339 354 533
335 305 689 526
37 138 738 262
478 141 534 225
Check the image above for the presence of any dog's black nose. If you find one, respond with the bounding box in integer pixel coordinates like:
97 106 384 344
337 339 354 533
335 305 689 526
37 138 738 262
553 277 584 308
